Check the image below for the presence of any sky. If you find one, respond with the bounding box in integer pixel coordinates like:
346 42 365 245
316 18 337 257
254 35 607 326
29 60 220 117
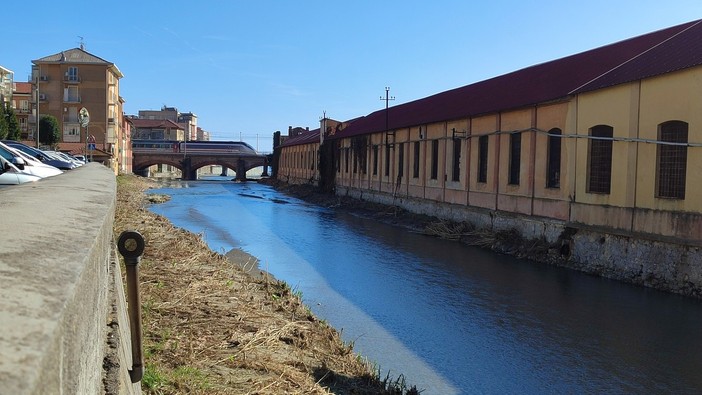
3 1 701 152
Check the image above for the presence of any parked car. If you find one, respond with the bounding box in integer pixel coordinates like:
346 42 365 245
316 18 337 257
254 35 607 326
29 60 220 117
0 155 41 185
45 150 84 167
0 142 63 178
1 141 77 170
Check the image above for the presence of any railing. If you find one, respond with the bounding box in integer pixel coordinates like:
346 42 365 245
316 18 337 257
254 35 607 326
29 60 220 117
64 75 81 83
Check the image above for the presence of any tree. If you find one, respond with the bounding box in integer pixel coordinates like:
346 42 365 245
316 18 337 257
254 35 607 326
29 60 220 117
0 104 7 140
39 114 61 148
4 104 21 141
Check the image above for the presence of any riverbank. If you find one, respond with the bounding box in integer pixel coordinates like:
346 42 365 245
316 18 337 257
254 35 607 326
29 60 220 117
114 174 419 394
260 178 702 299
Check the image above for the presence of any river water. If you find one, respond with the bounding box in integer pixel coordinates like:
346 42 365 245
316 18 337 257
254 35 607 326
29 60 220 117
148 178 702 394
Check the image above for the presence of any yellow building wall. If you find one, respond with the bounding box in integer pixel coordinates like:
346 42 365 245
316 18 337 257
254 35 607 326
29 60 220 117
575 83 640 208
636 67 702 212
532 102 571 220
469 114 499 209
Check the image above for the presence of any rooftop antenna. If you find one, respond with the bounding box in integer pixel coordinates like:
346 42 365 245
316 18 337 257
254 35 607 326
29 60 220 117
78 36 85 50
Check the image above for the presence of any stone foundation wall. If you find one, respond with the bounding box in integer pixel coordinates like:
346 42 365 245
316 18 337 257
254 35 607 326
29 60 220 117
338 185 702 298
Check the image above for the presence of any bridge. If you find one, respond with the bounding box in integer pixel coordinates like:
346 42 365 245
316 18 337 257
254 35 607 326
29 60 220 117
132 151 270 180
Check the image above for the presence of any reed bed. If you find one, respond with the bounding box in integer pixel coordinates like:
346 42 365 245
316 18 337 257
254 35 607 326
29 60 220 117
114 175 419 394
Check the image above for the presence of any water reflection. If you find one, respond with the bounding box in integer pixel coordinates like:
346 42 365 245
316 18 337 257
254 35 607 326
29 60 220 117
149 180 702 394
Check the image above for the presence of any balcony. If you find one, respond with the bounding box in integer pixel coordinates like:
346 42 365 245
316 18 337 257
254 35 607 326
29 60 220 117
64 96 81 103
38 75 49 83
64 75 81 84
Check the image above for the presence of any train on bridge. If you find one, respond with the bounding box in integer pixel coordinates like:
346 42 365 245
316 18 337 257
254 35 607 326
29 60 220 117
132 140 257 155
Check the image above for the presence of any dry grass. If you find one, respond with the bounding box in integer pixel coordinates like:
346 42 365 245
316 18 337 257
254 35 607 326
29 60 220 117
114 175 417 394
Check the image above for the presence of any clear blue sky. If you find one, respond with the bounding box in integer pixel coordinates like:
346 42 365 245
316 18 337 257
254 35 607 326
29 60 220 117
3 1 701 152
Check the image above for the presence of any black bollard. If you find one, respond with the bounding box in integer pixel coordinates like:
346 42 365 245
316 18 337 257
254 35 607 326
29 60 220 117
117 230 146 384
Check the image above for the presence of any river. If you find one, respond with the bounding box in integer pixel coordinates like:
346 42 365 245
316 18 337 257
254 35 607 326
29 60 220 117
148 178 702 394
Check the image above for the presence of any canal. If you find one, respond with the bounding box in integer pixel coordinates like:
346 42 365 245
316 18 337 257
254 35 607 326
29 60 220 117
149 179 702 394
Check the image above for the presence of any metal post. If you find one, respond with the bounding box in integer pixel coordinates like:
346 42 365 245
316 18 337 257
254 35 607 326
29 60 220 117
35 71 40 148
117 230 146 384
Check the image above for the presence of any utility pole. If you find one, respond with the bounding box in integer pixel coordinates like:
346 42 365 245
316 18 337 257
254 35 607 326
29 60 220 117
35 68 40 148
380 87 395 146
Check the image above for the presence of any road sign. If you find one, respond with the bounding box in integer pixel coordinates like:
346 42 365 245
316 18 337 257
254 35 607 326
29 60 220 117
88 143 96 150
88 134 96 144
79 107 90 127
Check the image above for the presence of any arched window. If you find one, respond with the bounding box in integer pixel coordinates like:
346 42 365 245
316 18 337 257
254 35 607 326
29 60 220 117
656 121 688 199
587 125 613 194
546 128 562 188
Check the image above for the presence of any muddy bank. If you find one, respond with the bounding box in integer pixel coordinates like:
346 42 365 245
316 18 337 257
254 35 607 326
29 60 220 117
114 175 419 394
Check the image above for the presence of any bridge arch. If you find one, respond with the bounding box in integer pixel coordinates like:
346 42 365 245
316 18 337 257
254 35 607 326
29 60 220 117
132 151 268 180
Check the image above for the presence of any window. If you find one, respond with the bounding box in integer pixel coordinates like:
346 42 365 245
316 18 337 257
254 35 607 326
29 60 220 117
430 140 439 180
63 125 79 136
587 125 613 194
385 145 391 176
656 121 688 199
413 141 420 178
64 86 80 102
67 67 78 82
478 135 489 183
372 145 378 175
336 147 341 173
353 148 358 174
547 128 562 188
452 138 461 182
398 143 404 178
508 132 521 185
344 148 349 173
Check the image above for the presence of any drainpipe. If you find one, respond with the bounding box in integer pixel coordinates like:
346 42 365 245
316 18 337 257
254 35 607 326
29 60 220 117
530 107 538 216
494 113 501 215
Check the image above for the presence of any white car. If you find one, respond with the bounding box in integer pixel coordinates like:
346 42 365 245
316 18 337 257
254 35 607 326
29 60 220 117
0 142 63 178
0 156 41 185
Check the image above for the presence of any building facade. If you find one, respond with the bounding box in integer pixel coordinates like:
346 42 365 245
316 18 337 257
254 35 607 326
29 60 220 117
275 20 702 296
137 106 200 141
11 82 32 139
130 118 185 140
31 47 125 174
0 65 12 106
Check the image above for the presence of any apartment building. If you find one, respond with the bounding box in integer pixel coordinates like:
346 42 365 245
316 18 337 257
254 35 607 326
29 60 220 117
137 106 201 141
0 65 12 105
31 46 124 174
12 82 33 139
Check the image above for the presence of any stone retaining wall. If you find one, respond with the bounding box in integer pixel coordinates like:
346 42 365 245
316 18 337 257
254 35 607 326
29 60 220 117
338 185 702 298
0 164 140 394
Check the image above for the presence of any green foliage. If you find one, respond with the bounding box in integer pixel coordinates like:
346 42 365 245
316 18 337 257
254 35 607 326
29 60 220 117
0 104 7 139
142 363 167 392
39 114 60 148
4 104 20 141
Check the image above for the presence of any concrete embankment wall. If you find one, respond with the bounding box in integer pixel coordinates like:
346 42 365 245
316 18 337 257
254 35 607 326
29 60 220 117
0 164 140 395
338 185 702 298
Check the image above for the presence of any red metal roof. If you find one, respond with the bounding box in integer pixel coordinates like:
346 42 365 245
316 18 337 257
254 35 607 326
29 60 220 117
280 129 321 147
331 19 702 140
131 118 183 130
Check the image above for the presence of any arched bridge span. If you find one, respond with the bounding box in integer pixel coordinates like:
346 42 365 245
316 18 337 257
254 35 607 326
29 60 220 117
133 152 269 180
